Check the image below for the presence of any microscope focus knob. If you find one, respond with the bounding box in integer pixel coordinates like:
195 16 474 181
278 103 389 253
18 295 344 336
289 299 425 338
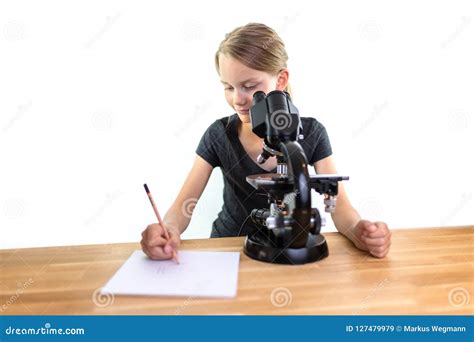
324 196 337 213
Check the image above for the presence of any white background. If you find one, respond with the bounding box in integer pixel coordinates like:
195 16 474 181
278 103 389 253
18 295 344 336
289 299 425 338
1 0 473 249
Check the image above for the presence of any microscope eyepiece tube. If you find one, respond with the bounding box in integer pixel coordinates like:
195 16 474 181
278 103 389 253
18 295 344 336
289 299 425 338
266 90 289 114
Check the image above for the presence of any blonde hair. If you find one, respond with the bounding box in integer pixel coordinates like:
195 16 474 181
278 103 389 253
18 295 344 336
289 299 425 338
215 23 292 96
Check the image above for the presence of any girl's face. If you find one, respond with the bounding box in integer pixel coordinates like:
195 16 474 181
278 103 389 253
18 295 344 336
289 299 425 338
218 53 289 124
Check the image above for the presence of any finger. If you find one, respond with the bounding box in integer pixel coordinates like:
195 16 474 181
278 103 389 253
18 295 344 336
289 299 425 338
147 235 168 248
369 244 388 254
366 221 389 235
147 224 165 239
141 240 154 259
361 221 377 236
168 230 181 248
375 221 389 230
164 244 173 254
148 245 173 260
141 237 171 260
142 238 163 259
365 226 390 239
363 236 390 247
145 227 168 246
369 243 391 257
143 225 152 242
370 246 390 258
163 229 180 251
142 246 156 260
164 241 179 254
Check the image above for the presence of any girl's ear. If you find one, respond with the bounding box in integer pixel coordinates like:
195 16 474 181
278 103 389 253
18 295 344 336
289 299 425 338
276 69 289 91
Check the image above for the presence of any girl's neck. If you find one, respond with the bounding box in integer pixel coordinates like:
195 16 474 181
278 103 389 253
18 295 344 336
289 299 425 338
237 121 261 142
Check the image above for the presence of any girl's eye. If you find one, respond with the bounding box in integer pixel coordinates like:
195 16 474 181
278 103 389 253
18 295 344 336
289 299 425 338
224 85 256 91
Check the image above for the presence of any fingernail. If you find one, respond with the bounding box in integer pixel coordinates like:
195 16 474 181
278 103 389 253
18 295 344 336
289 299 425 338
164 245 171 253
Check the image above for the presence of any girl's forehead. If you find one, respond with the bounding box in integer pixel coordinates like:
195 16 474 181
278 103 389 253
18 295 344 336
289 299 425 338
219 54 268 84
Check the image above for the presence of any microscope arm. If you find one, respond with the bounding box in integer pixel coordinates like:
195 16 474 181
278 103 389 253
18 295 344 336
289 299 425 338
279 140 312 248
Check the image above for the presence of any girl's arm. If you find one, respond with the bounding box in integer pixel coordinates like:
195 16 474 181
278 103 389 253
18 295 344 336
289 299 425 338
141 155 213 260
162 155 214 235
314 156 392 258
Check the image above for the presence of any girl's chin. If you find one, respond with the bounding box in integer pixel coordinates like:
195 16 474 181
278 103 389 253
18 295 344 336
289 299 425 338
237 113 251 123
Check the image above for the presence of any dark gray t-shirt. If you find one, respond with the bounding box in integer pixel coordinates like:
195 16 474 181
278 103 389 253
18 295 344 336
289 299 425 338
196 113 332 238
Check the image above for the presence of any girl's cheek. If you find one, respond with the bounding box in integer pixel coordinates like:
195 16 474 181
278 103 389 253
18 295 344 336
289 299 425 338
226 94 236 108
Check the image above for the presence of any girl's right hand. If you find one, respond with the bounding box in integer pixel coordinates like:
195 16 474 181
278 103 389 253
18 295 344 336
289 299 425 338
140 223 181 260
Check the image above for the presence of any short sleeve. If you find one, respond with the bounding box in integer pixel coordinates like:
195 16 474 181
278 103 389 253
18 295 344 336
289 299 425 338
195 120 222 168
306 119 333 165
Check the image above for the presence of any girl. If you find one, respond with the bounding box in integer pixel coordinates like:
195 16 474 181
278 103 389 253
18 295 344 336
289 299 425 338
141 23 391 260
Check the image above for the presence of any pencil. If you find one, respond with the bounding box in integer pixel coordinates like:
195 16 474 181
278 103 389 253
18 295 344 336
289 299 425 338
143 183 179 264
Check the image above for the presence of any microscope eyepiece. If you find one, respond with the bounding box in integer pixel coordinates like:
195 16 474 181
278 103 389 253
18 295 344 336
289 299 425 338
252 91 266 106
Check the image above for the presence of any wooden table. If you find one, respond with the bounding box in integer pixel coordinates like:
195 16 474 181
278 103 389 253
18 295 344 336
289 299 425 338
1 226 472 315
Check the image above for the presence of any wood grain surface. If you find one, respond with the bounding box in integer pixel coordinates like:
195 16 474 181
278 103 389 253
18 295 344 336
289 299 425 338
1 226 472 315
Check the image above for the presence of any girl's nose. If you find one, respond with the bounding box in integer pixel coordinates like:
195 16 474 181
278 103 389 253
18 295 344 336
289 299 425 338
233 89 248 106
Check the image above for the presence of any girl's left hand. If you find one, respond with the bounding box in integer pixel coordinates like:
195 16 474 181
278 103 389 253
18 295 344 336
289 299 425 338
353 220 392 258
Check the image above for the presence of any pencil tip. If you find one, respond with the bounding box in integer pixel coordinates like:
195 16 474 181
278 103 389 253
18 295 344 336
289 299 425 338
143 183 149 193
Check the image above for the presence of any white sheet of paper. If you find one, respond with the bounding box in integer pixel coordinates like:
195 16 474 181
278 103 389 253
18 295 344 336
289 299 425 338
101 250 240 298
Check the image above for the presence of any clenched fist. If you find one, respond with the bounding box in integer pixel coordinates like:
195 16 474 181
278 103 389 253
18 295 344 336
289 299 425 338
140 223 181 260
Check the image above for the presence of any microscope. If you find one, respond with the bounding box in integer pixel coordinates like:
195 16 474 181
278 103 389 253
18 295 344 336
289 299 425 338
244 90 349 264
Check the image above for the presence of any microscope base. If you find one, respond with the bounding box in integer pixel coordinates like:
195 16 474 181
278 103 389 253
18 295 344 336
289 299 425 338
243 230 329 264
